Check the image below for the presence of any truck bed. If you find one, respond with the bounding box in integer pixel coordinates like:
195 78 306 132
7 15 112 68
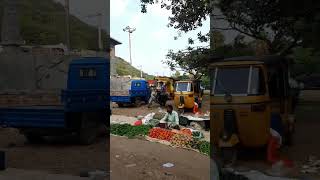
0 106 65 128
110 90 129 96
110 96 131 103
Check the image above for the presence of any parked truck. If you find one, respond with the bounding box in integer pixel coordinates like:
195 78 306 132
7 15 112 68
0 57 110 145
110 77 151 107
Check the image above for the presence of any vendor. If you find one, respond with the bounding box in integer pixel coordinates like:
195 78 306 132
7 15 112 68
160 105 180 129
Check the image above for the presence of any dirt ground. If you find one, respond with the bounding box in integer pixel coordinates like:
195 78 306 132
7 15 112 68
111 91 320 179
110 135 210 180
0 91 318 179
111 94 210 117
0 129 107 176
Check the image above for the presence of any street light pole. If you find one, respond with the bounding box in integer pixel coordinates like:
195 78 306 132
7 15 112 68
65 0 70 52
97 13 102 51
138 65 143 78
123 26 136 65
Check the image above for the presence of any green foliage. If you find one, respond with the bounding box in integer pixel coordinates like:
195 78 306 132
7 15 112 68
140 0 211 33
201 76 210 89
110 124 152 138
292 47 320 76
114 56 154 79
0 0 108 50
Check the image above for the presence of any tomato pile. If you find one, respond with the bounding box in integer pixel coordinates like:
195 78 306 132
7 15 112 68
180 128 192 136
148 128 175 141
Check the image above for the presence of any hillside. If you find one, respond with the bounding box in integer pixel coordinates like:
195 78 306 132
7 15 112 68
114 56 154 80
0 0 108 50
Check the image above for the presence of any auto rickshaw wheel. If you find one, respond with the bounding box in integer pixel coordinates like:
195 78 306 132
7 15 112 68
220 147 238 167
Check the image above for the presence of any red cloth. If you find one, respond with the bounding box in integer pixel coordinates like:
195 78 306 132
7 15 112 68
134 120 142 126
267 136 280 163
193 102 199 114
267 136 294 168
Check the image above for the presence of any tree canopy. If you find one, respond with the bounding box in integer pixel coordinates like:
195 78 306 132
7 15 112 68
140 0 320 77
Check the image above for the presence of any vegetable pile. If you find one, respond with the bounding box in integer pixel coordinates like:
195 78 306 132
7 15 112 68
110 124 152 138
180 128 192 136
110 124 210 156
197 141 210 155
170 133 194 148
148 128 175 141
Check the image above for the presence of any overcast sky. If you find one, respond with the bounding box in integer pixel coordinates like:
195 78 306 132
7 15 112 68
55 0 210 76
110 0 210 76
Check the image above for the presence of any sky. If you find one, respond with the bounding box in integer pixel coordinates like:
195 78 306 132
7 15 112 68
110 0 210 76
54 0 210 76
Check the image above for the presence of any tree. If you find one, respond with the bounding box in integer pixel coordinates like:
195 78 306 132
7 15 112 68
140 0 320 54
212 30 225 49
173 71 180 78
292 47 320 76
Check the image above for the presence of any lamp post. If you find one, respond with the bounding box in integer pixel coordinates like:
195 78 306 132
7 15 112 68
123 26 136 65
65 0 70 51
138 65 143 78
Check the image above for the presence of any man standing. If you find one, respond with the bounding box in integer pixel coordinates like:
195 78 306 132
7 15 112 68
147 88 157 108
160 105 179 129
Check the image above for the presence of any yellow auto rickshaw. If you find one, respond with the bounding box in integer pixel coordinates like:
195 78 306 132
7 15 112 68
174 80 203 113
210 55 295 164
155 76 176 99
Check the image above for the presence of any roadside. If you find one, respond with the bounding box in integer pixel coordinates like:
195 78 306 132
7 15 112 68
110 135 210 180
0 128 107 176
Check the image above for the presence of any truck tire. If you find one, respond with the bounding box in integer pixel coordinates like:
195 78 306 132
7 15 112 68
25 134 44 144
117 103 124 107
134 98 142 107
78 112 100 145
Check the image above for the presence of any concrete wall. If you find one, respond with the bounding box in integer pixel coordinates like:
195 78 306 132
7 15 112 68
0 47 36 90
0 47 109 106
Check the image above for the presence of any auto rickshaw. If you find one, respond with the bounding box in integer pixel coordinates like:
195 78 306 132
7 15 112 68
174 80 204 113
210 55 296 164
155 76 176 99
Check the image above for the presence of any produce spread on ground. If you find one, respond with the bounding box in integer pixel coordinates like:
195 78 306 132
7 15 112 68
110 123 210 156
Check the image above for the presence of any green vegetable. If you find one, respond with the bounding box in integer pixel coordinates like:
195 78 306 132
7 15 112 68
110 124 152 138
197 141 210 155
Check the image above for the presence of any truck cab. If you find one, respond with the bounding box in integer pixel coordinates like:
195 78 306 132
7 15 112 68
110 79 151 107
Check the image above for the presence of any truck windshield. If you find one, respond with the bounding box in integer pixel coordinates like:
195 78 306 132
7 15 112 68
212 66 265 96
176 82 190 92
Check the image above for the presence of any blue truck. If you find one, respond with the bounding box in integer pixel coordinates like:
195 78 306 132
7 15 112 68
110 79 151 107
0 57 110 145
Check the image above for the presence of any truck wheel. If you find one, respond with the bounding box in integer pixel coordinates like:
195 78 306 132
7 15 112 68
78 113 100 145
134 98 142 107
117 103 124 107
25 134 44 144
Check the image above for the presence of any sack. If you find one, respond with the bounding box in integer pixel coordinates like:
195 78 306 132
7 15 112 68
142 113 155 125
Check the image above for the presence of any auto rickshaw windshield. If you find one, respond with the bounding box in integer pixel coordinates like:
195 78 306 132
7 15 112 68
211 65 266 96
176 82 192 92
